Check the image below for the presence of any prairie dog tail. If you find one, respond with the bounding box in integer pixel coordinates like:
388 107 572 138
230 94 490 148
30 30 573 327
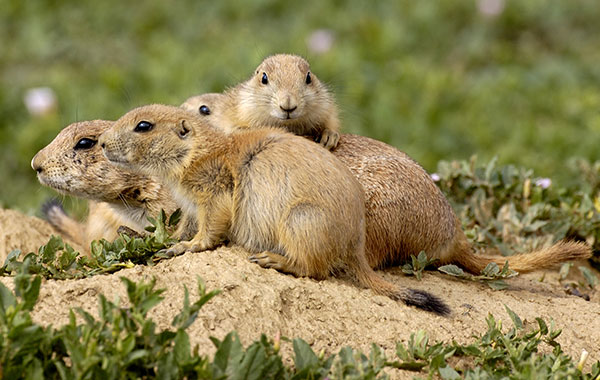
351 258 450 316
454 238 592 274
41 199 85 247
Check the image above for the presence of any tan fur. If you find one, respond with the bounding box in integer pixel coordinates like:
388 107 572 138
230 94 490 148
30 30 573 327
182 87 592 274
99 104 449 315
31 120 177 250
213 54 340 150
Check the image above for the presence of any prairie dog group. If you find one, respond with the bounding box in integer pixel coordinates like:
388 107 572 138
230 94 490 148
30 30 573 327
33 54 592 316
99 104 449 314
181 56 591 273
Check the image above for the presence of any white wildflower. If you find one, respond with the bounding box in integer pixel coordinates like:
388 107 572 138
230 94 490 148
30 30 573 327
24 87 57 116
478 0 505 17
307 29 335 54
535 178 551 189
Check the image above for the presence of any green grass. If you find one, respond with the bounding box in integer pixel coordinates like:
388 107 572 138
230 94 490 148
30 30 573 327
2 0 600 214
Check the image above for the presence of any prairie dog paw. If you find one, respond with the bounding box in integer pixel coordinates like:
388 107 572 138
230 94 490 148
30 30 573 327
189 238 218 252
317 129 340 150
165 238 217 257
166 241 192 256
249 252 287 270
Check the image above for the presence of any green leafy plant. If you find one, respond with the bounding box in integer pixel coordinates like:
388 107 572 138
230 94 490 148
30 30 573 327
579 266 599 289
0 209 180 280
436 156 600 268
558 263 597 301
1 266 599 378
0 271 221 378
0 267 391 379
389 305 600 379
438 262 518 290
401 251 438 280
390 329 452 373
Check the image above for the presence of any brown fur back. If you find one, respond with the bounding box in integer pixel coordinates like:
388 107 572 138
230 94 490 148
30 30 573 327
332 134 457 268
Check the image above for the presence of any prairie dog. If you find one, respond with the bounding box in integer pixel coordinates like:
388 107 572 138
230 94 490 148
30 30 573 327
31 120 178 248
99 104 450 315
216 54 340 149
182 93 592 273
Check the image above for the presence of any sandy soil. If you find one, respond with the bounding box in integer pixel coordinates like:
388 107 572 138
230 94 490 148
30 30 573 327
0 207 598 378
0 208 85 257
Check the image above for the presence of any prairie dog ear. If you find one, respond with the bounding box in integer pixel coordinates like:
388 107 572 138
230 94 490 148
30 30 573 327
177 119 192 139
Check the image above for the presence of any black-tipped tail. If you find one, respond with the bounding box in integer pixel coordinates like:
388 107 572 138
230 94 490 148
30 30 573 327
41 198 66 222
403 288 451 316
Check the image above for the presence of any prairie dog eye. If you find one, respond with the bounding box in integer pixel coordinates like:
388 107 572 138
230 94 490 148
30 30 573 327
74 138 97 150
134 121 154 132
199 105 211 115
261 72 269 85
306 72 312 84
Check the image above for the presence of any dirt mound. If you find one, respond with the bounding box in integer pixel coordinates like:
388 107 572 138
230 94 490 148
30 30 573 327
0 207 598 378
0 208 85 260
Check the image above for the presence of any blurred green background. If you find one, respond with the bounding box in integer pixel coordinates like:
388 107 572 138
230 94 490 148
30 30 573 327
2 0 600 216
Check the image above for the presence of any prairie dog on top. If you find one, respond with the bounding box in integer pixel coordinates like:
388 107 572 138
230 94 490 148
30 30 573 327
215 54 340 149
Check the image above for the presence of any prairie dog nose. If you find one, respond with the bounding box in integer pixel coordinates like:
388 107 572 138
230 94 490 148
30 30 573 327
31 154 43 173
279 104 297 113
279 94 298 113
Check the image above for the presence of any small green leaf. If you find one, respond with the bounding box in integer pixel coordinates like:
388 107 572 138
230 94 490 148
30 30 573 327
484 156 498 182
237 343 267 380
38 235 64 264
438 265 465 277
0 282 16 314
536 317 548 335
212 332 243 375
402 263 414 275
504 304 523 329
4 249 21 265
458 344 481 356
120 334 136 355
293 338 318 370
174 330 191 365
429 352 447 370
168 208 182 227
481 262 500 277
395 342 411 361
125 349 149 365
21 275 41 311
559 263 572 280
579 266 598 288
438 365 461 379
487 280 508 290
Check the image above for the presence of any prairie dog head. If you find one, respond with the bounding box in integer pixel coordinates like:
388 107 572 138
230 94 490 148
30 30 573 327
31 120 159 205
100 104 218 180
180 93 235 133
236 54 335 131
